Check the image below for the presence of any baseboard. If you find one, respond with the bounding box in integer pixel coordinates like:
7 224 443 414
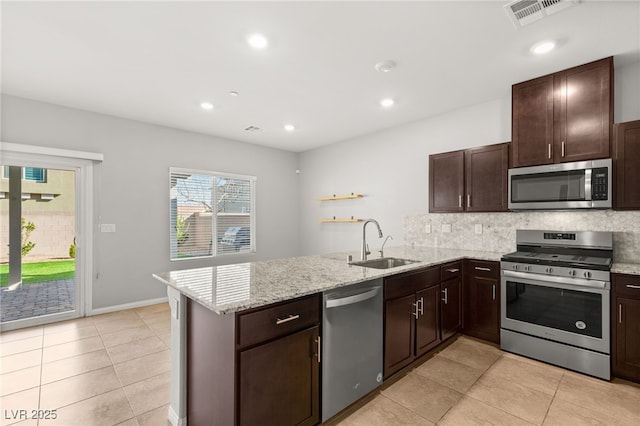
168 405 187 426
89 296 169 316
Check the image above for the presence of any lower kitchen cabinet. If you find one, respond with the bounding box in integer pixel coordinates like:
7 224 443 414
186 294 321 426
383 262 462 378
463 260 501 344
239 326 320 426
612 274 640 383
440 264 462 341
384 266 441 378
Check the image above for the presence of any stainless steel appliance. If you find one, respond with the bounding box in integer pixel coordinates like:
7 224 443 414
500 230 613 379
508 158 612 210
322 279 383 421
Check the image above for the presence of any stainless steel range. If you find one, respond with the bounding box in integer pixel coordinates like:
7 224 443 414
500 230 613 380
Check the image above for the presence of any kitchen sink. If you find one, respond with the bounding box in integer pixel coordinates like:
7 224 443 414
351 257 419 269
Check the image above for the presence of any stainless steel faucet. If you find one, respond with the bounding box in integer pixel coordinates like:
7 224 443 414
379 235 393 258
361 219 383 261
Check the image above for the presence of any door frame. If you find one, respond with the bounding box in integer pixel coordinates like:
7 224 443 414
0 142 102 331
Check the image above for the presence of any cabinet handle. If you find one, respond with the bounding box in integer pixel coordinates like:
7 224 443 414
626 284 640 289
315 336 321 363
442 288 448 304
548 144 552 159
418 297 424 316
561 141 565 157
619 304 622 324
492 284 496 301
276 314 300 325
458 195 462 208
467 194 471 208
475 266 491 272
446 268 459 273
412 301 419 319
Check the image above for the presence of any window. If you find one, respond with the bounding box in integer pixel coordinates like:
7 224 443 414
169 167 256 260
2 166 47 182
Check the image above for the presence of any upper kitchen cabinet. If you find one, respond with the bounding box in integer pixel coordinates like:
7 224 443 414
429 143 509 213
613 120 640 210
512 57 613 168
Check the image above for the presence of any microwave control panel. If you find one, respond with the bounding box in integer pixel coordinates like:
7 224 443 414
591 167 609 200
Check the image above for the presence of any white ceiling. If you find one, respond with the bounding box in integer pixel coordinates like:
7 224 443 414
2 1 639 152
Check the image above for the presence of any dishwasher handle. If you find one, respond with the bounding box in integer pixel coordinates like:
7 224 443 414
325 287 380 309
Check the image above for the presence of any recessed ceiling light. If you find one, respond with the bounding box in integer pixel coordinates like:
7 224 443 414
530 40 556 55
284 124 296 132
374 60 396 73
380 98 395 108
229 91 239 97
200 102 214 111
247 33 268 49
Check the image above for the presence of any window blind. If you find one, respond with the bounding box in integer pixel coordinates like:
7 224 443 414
169 168 256 260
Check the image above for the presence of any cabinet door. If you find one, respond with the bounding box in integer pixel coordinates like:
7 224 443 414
614 120 640 210
614 296 640 382
555 57 612 163
238 326 320 426
429 150 464 212
465 143 510 212
384 294 416 378
467 275 500 344
512 74 554 167
440 278 461 341
415 285 441 357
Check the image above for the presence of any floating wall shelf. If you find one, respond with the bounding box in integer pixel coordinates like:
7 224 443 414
317 217 363 223
317 193 363 201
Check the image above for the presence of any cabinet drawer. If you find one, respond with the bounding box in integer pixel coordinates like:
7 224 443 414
385 266 440 300
466 260 500 279
613 274 640 298
237 294 320 348
441 261 462 281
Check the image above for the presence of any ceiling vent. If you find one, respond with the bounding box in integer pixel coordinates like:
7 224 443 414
504 0 580 28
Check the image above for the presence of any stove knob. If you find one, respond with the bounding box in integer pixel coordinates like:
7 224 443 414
569 270 576 277
546 267 553 274
525 266 531 272
584 271 592 279
513 264 519 270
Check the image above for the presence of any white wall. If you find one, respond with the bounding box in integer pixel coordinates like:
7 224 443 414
1 95 300 310
299 59 640 256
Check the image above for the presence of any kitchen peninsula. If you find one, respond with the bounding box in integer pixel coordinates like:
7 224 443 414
153 246 503 426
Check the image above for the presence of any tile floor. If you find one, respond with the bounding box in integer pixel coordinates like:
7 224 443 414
2 304 639 426
0 303 172 426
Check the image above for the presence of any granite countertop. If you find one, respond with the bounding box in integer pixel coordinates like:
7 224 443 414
611 263 640 276
153 246 504 315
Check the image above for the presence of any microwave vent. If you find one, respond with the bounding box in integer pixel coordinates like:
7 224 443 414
504 0 580 29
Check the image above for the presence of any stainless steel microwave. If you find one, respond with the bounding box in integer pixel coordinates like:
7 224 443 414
508 159 612 210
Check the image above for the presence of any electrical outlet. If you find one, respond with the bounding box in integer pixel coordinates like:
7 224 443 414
442 223 452 233
425 224 431 234
475 224 483 235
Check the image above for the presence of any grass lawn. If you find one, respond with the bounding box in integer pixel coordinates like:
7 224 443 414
0 260 75 287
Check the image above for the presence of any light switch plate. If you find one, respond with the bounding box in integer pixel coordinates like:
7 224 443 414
100 223 116 233
442 223 452 233
475 224 483 235
425 224 431 234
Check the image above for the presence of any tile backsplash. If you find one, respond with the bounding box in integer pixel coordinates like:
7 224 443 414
405 210 640 263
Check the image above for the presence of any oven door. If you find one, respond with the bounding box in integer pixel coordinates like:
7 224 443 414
501 270 610 354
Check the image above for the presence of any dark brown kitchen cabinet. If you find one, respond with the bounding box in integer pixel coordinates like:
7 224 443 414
613 120 640 210
612 274 640 383
383 266 441 378
440 262 462 341
186 294 321 426
429 143 510 213
512 57 613 167
463 260 500 344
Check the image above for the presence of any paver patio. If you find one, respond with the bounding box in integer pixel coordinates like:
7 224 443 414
0 278 75 323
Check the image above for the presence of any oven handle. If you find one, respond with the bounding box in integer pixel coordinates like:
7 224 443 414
501 270 609 290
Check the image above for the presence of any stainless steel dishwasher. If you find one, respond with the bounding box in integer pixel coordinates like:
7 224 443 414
322 278 383 421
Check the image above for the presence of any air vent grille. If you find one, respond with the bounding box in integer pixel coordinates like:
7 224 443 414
504 0 579 28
